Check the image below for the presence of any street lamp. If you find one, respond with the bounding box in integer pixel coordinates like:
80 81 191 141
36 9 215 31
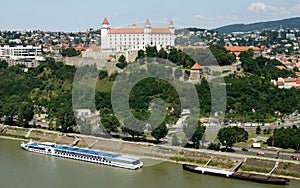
297 144 299 160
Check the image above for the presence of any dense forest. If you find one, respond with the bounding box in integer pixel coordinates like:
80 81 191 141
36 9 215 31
224 49 300 122
1 46 300 143
266 125 300 150
214 17 300 33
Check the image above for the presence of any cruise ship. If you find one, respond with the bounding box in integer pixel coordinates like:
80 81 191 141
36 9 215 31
21 141 143 170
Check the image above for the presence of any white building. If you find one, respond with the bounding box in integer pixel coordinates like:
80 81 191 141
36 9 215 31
100 18 175 52
0 45 45 68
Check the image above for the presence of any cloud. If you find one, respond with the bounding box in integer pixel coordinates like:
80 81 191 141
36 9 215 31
194 15 215 21
291 4 300 12
194 15 207 20
248 2 267 13
248 2 290 15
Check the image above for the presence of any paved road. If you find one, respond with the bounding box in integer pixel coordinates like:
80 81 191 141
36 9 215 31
231 145 299 160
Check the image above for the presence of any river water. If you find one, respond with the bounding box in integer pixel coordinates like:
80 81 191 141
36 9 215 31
0 138 299 188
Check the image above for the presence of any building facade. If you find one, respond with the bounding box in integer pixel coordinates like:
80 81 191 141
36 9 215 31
0 45 45 67
100 18 175 52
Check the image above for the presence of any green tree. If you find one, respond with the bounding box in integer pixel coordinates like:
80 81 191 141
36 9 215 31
136 50 145 60
172 134 180 146
174 68 183 79
183 116 206 148
190 122 206 148
145 46 158 57
209 45 236 66
122 117 145 140
256 126 262 135
208 142 220 151
61 48 81 57
98 70 108 80
56 105 76 133
217 127 237 148
158 47 168 59
151 124 169 143
0 61 8 69
263 128 267 135
17 102 34 128
118 55 126 63
101 114 120 135
48 119 54 130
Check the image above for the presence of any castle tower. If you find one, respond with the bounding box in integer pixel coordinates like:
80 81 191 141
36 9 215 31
169 20 175 34
101 17 110 34
189 63 203 82
144 19 151 34
132 22 136 28
144 19 152 46
101 17 110 49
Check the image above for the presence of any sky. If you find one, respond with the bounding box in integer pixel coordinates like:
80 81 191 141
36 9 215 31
1 0 300 31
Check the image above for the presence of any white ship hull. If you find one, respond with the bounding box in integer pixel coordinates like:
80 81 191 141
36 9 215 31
21 141 143 170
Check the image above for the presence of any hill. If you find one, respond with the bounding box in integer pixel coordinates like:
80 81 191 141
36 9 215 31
214 17 300 33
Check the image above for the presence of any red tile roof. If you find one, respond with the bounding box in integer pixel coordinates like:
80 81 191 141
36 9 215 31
75 45 86 51
284 78 296 82
275 66 286 70
169 21 174 25
152 28 171 34
224 46 261 52
191 63 202 70
179 46 209 50
277 81 284 85
108 28 171 34
109 28 144 34
297 79 300 85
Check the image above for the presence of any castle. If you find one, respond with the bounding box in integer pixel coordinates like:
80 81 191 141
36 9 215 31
100 18 175 52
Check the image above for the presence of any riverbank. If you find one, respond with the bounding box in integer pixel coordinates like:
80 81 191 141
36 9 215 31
1 125 300 181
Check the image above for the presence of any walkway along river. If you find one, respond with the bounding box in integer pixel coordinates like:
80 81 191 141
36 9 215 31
1 139 300 188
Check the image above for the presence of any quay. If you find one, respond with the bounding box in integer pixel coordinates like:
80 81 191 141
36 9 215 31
182 157 290 185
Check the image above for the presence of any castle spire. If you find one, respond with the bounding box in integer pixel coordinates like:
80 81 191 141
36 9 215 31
145 19 151 26
102 17 109 25
132 22 136 28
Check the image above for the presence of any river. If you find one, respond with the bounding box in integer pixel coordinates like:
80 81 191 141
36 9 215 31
0 138 299 188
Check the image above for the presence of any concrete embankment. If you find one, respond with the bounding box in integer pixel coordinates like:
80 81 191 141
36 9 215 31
1 125 300 180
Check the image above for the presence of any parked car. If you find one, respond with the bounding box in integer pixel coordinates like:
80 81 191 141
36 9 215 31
256 152 264 156
220 148 235 152
290 155 299 160
242 147 248 152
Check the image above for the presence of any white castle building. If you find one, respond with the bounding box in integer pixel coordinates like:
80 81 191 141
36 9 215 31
100 18 175 52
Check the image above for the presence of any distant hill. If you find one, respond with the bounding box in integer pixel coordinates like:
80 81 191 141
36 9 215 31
214 17 300 33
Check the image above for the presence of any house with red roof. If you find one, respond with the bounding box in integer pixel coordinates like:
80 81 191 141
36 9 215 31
273 77 300 89
224 46 261 57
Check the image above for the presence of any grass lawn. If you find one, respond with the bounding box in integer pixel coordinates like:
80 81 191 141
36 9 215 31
205 131 218 142
96 79 113 92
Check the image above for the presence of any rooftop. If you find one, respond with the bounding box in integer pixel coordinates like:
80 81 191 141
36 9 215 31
191 63 202 70
54 145 121 158
224 46 261 52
